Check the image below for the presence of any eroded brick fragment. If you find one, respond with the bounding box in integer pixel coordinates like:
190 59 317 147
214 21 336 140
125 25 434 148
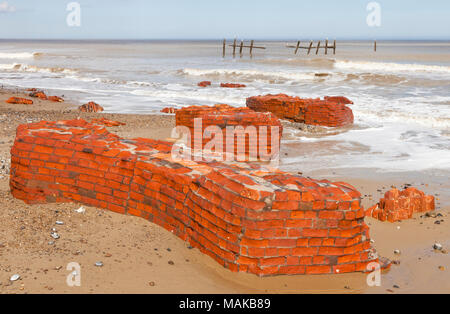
220 83 246 88
6 97 33 105
246 94 354 128
79 101 104 113
198 81 212 88
366 187 435 223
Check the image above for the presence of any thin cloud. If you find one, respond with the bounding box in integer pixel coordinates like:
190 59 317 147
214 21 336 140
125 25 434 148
0 1 16 13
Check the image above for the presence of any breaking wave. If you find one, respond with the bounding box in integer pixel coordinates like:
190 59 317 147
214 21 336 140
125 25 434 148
0 52 42 59
335 60 450 75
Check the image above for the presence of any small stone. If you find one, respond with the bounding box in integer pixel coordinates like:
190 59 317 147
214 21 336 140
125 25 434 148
168 260 174 265
433 243 443 251
95 261 103 267
149 281 155 287
393 285 400 289
438 266 445 271
55 221 64 225
50 232 60 240
10 274 20 282
75 206 85 213
394 250 401 255
104 253 112 258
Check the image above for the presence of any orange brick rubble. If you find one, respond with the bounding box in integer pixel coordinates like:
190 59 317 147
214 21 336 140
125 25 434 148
220 83 246 88
47 96 64 103
161 107 178 114
6 97 34 105
91 118 126 127
176 104 282 161
366 187 435 223
79 101 104 113
198 81 212 88
29 91 48 100
246 94 354 128
10 119 387 276
28 90 64 102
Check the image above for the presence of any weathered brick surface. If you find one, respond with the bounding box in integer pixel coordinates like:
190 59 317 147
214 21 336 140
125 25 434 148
221 83 246 88
366 188 435 223
10 119 384 276
91 118 126 127
79 101 104 113
176 105 282 161
198 81 212 88
6 97 33 105
161 107 178 114
246 94 354 127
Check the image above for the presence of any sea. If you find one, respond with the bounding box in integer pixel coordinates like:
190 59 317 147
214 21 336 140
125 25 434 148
0 40 449 174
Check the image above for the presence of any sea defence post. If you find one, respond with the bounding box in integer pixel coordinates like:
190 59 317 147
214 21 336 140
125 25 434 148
9 119 387 276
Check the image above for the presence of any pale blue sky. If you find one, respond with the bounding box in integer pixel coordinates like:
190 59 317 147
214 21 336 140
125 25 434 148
0 0 449 40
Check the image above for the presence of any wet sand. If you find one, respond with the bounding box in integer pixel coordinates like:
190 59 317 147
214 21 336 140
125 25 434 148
0 88 448 294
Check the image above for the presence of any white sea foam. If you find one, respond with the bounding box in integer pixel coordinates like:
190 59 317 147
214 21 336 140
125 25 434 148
181 68 317 82
0 52 40 59
0 63 77 74
335 60 450 75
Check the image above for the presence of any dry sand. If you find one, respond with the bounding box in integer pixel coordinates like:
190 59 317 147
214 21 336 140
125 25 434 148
0 88 448 294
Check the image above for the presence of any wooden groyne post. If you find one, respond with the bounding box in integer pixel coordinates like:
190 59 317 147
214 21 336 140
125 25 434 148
287 40 336 55
222 39 266 58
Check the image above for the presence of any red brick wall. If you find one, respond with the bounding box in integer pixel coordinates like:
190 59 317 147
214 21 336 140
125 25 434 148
246 94 354 127
10 119 384 276
176 105 283 161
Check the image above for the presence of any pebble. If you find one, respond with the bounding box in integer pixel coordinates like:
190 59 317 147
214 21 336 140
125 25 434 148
438 266 445 271
433 243 443 251
149 281 156 287
50 232 60 239
10 274 20 282
394 250 401 255
75 206 85 213
95 262 104 267
55 221 64 225
168 260 174 265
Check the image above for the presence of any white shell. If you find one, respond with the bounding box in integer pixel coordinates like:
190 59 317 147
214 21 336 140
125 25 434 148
10 274 20 281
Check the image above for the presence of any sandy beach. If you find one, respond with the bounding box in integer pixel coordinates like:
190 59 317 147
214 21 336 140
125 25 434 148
0 87 448 294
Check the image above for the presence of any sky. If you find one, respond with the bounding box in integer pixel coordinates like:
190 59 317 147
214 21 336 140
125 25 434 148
0 0 449 40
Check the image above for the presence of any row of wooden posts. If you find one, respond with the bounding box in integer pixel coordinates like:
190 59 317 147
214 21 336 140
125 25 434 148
222 39 378 57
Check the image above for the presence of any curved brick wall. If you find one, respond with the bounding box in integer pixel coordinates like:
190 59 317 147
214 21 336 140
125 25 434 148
246 94 354 127
10 119 384 276
176 105 283 161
